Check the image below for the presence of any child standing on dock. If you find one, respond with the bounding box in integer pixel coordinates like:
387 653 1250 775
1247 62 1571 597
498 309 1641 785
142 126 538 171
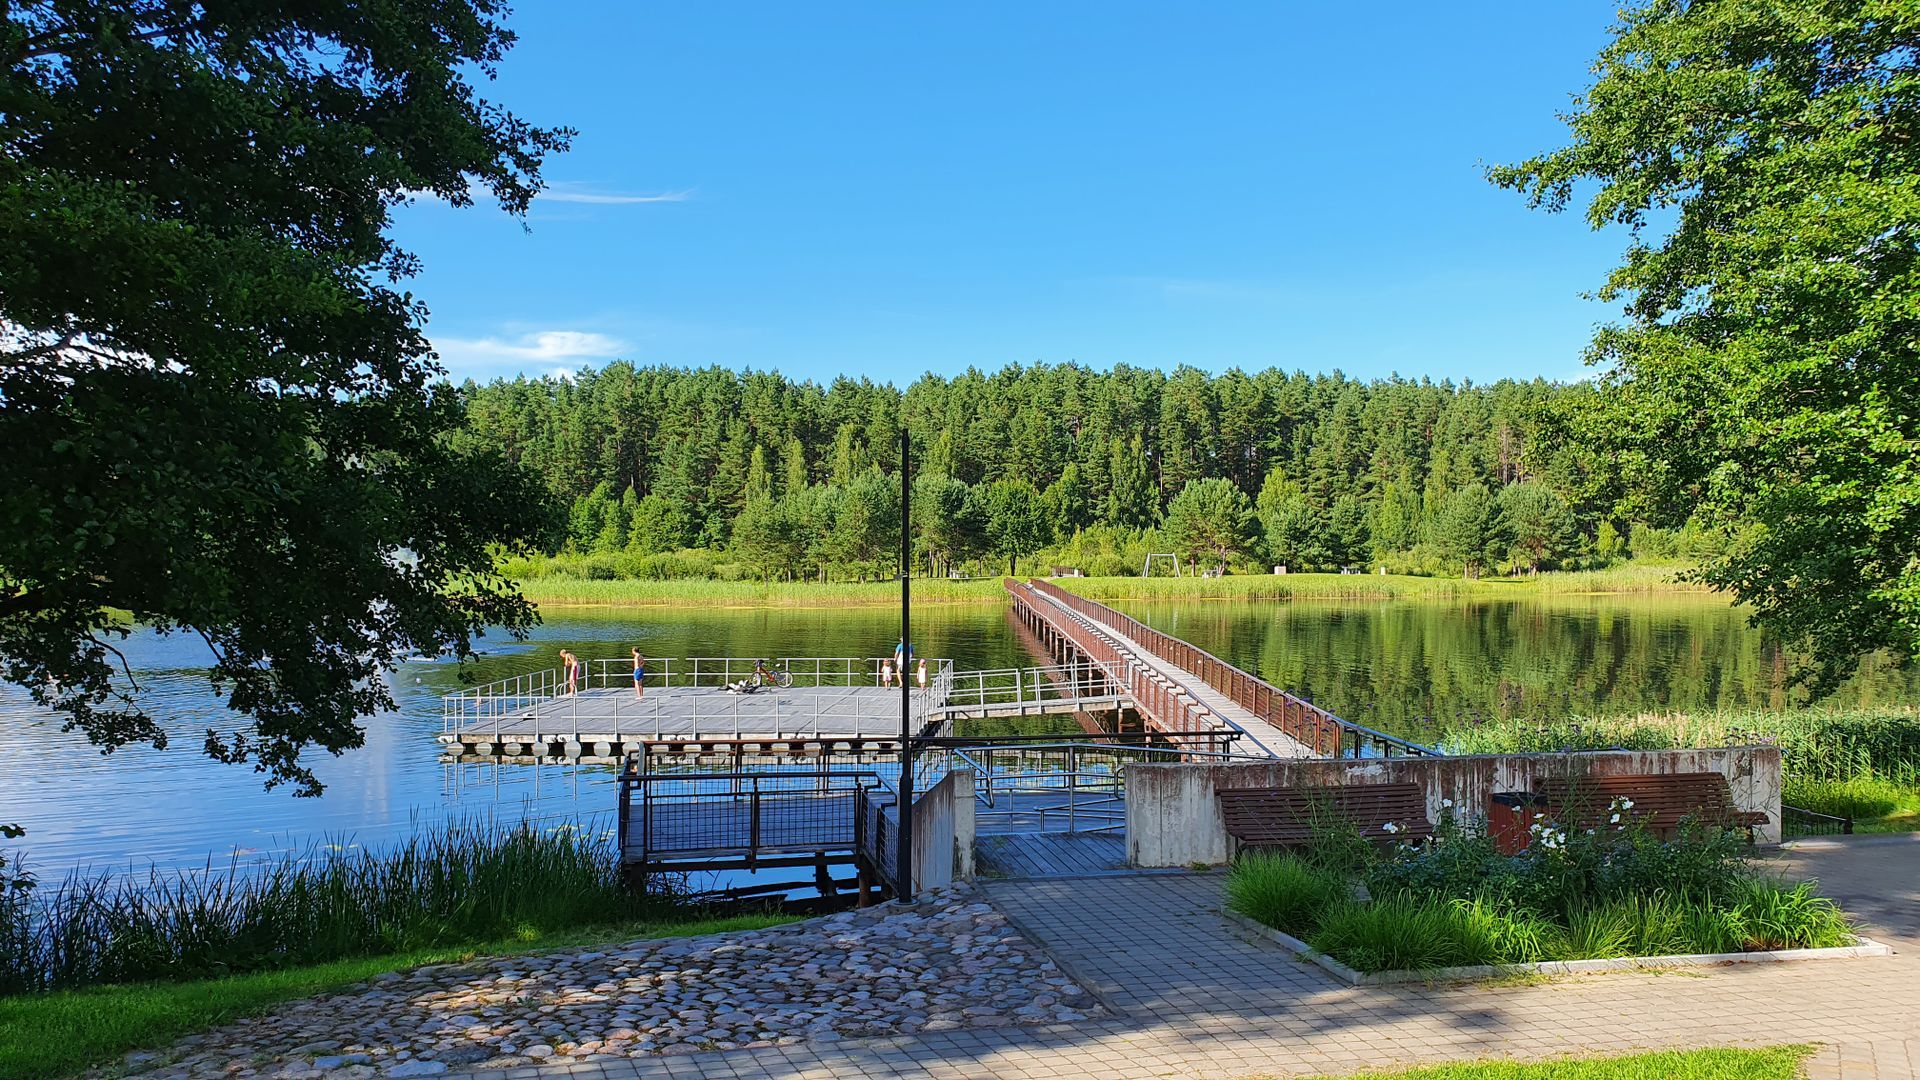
631 649 647 699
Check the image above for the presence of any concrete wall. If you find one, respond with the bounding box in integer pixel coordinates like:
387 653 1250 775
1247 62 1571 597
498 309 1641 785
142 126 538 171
910 767 976 890
1125 747 1782 868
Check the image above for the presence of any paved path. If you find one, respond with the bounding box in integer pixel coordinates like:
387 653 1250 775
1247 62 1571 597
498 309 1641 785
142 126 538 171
474 833 1919 1080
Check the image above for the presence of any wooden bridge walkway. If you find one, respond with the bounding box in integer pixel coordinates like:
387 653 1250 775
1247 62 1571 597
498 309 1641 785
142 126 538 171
1007 578 1436 760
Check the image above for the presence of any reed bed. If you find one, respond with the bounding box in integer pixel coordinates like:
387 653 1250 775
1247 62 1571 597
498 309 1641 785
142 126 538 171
515 576 1008 608
514 565 1720 609
0 819 675 996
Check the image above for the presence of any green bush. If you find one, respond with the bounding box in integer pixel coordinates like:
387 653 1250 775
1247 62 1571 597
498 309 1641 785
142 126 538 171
1223 854 1348 937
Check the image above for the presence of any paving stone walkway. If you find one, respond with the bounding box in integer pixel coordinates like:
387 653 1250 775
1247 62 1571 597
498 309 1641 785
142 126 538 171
464 833 1918 1080
129 836 1920 1080
115 889 1098 1080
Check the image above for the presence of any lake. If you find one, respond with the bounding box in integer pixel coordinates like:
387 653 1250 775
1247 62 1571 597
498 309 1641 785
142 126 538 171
2 594 1910 878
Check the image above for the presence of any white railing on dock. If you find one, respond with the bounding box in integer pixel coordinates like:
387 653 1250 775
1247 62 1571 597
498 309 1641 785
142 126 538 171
440 656 957 744
938 662 1122 713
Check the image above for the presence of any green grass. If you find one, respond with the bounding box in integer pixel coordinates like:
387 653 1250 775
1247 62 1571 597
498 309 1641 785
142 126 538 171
0 914 792 1080
1 819 684 994
1223 854 1349 937
515 575 1010 608
1325 1044 1812 1080
513 565 1715 609
1060 565 1711 603
1783 774 1920 833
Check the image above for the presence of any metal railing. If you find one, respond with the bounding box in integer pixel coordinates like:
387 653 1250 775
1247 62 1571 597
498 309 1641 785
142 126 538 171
1783 803 1855 839
1005 581 1231 745
441 656 956 743
584 656 943 690
1018 579 1437 759
936 662 1124 712
954 741 1272 834
616 766 899 873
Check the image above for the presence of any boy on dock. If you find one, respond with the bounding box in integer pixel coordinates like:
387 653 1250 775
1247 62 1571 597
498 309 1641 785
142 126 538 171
631 649 647 699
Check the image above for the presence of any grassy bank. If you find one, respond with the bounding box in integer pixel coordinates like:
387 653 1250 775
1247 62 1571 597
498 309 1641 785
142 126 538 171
1445 708 1920 831
1 819 691 995
0 914 790 1080
514 565 1716 609
1332 1045 1811 1080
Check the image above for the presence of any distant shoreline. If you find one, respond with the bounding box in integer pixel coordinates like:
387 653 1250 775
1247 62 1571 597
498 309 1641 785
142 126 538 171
513 565 1717 610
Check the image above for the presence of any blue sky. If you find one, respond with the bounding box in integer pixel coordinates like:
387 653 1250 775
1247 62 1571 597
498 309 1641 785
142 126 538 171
394 3 1628 386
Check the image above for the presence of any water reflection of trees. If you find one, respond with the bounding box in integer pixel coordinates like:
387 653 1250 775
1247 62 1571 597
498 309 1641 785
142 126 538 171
1130 599 1919 742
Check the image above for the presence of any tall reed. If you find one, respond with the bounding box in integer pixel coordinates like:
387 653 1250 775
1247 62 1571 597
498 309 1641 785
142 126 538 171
0 819 670 996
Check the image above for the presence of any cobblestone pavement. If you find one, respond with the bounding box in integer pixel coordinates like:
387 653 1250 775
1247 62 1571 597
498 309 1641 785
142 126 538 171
456 833 1916 1080
118 888 1097 1080
133 836 1920 1080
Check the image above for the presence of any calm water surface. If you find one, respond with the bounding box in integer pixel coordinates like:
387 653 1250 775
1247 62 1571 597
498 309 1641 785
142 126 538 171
2 595 1911 877
1117 596 1917 743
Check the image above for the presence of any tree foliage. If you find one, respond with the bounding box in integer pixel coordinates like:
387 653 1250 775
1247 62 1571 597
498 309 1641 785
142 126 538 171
1494 0 1920 684
469 363 1638 578
1163 479 1256 574
0 2 565 793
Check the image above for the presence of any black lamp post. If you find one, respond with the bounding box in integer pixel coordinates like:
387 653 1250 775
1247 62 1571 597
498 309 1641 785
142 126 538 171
896 425 915 904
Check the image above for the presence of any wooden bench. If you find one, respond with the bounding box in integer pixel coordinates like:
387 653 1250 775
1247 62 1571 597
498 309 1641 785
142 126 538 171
1535 772 1769 837
1218 783 1435 849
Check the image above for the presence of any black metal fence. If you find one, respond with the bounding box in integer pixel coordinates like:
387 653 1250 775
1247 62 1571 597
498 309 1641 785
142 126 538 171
1782 803 1854 839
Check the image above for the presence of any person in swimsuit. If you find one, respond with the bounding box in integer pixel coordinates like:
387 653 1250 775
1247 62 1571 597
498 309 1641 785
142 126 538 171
631 649 647 699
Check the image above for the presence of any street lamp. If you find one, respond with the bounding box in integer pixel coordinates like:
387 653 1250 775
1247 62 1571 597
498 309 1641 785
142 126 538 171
896 425 915 904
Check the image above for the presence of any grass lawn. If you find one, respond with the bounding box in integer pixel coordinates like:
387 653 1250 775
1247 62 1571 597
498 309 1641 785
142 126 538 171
1784 774 1920 833
0 914 792 1080
1328 1044 1812 1079
514 565 1715 610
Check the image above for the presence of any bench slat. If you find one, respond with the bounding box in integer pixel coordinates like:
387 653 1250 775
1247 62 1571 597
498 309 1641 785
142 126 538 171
1217 783 1434 848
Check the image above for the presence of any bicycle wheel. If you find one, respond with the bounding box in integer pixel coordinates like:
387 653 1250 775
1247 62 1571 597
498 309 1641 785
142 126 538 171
773 670 793 688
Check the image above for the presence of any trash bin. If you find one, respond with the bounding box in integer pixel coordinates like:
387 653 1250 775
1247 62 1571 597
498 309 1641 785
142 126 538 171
1488 791 1549 854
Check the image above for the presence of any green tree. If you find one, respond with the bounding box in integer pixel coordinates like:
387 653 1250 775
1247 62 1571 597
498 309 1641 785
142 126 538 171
1325 494 1372 569
1431 483 1504 579
1261 494 1326 572
0 2 563 794
1493 0 1920 682
1595 518 1625 563
913 472 981 578
1497 481 1575 574
1105 435 1158 529
1163 479 1256 576
732 494 805 581
982 479 1047 578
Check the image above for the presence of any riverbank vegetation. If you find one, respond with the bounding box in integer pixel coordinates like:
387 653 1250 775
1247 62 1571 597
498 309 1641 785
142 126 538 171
1227 814 1858 974
509 565 1713 609
0 820 717 996
1446 709 1920 832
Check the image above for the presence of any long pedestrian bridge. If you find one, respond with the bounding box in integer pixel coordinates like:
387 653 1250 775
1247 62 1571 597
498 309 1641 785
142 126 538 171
439 579 1435 895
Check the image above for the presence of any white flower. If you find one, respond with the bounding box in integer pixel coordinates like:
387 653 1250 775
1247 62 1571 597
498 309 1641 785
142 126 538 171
1382 821 1401 834
1621 798 1635 809
1441 798 1454 809
1609 812 1621 824
1533 812 1546 820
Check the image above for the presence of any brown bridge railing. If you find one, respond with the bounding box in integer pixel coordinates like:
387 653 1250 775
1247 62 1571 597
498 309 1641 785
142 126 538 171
1005 580 1232 745
1013 578 1436 759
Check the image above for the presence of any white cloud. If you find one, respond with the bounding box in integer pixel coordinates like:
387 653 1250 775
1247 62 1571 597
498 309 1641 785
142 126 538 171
538 183 692 205
433 330 627 377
